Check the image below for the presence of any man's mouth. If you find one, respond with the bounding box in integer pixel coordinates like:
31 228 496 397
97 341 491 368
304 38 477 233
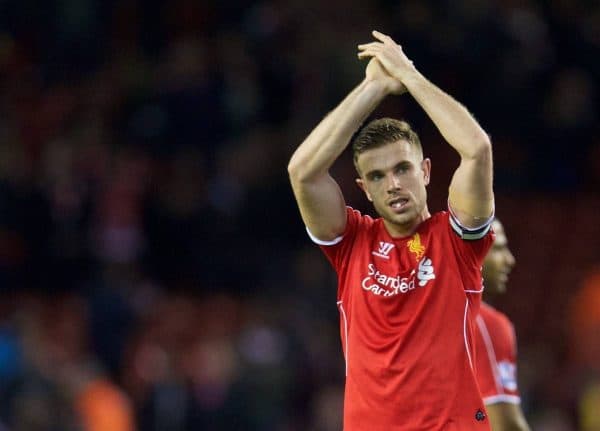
389 197 409 210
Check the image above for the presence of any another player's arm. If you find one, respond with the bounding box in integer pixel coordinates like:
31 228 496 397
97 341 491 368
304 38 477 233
288 59 403 240
358 31 493 228
486 403 531 431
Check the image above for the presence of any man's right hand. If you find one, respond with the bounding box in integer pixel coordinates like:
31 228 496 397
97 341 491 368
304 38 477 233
359 31 419 85
364 58 406 96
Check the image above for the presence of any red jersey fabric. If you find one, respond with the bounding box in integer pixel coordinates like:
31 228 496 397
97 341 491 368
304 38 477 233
475 302 521 405
311 207 494 430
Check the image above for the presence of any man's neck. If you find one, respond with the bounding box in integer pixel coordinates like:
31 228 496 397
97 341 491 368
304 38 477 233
383 209 431 238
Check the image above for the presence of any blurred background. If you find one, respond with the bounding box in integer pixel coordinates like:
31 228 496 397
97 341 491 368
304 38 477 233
0 0 598 430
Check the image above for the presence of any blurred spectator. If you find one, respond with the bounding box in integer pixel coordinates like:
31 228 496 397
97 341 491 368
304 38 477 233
568 267 600 373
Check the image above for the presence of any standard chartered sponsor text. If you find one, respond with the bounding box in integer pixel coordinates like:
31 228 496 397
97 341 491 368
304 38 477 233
361 258 435 297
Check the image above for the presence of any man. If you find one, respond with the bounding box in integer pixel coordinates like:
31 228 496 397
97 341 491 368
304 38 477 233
476 219 531 431
288 30 495 430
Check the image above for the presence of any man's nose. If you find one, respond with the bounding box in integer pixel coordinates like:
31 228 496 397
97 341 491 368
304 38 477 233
387 174 402 192
505 249 516 267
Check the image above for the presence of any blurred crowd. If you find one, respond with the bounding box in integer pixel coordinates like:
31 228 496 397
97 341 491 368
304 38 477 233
0 0 598 430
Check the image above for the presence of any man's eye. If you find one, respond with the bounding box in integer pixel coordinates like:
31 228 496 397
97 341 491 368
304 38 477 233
371 174 383 181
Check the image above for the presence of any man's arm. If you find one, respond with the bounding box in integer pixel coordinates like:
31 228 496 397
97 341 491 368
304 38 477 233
486 403 531 431
358 31 493 228
288 59 403 241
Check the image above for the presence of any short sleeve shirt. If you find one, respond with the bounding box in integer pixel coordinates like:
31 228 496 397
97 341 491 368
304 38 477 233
310 208 494 430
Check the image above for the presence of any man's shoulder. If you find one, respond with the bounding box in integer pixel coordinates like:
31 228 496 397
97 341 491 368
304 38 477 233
346 206 382 233
430 210 450 219
480 302 514 330
423 210 459 231
409 211 448 234
412 212 455 245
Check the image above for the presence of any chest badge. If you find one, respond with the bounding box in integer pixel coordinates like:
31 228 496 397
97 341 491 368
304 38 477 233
407 233 425 260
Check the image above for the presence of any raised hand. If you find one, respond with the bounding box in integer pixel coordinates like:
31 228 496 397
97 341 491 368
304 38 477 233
364 58 406 95
358 31 417 84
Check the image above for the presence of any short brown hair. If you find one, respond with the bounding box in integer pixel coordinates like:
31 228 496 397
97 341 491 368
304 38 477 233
352 118 422 172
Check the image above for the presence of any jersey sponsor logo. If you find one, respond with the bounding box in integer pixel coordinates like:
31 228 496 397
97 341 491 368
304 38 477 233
417 257 436 286
407 233 425 260
497 361 518 391
361 257 436 297
372 241 395 259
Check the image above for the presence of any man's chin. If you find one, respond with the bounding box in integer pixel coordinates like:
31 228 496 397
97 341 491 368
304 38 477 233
385 210 415 225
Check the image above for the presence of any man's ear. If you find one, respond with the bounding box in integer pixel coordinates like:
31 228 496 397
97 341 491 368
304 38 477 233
355 178 372 201
422 158 431 186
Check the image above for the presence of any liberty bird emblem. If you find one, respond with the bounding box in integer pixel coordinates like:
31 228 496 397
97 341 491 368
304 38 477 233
407 233 425 260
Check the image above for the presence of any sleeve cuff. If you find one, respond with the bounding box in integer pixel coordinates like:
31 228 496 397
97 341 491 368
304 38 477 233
306 227 344 246
448 203 494 240
483 394 521 405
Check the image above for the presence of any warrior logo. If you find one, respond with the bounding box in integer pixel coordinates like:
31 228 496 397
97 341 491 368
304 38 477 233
372 241 395 259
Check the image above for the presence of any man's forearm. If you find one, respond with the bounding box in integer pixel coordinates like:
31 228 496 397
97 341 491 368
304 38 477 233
402 72 490 158
288 79 387 182
487 403 531 431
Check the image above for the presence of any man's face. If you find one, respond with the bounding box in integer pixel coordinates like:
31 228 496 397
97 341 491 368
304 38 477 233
355 140 430 236
482 220 516 295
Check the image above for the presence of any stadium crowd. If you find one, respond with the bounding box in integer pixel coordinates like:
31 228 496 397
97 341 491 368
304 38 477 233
0 0 598 429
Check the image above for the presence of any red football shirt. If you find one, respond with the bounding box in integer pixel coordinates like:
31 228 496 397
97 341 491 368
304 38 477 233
475 302 521 405
309 207 494 430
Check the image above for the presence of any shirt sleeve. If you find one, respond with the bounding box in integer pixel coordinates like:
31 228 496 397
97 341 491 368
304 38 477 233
442 210 495 295
306 206 364 272
448 204 494 241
